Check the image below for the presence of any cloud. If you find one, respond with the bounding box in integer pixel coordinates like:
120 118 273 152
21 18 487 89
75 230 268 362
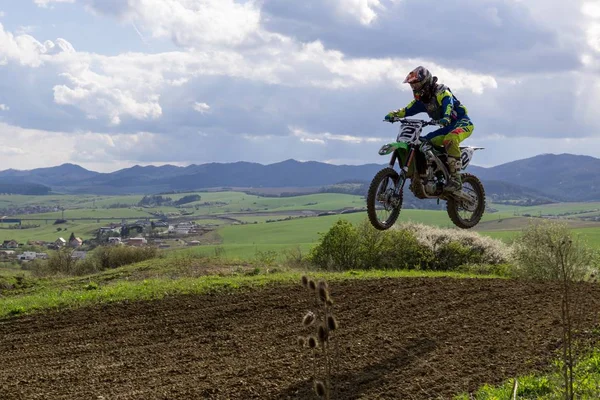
34 0 75 7
1 0 599 173
0 104 8 111
262 0 582 75
0 146 24 155
85 0 262 48
331 0 384 25
193 102 210 114
53 70 163 125
0 22 75 68
290 126 385 145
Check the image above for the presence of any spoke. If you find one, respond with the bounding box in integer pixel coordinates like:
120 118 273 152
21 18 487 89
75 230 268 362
374 177 397 225
457 182 478 222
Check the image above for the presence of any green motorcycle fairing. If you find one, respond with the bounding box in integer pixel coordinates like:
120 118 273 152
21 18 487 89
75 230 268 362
378 141 411 171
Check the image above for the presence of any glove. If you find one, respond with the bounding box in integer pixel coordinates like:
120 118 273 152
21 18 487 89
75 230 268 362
438 117 451 127
384 113 395 122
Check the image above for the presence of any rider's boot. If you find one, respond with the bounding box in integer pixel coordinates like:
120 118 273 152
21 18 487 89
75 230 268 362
445 156 462 192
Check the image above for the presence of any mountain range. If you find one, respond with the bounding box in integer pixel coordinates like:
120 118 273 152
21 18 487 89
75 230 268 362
0 153 597 202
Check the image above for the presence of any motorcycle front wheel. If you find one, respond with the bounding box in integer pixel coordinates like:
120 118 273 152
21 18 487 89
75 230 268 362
366 167 403 230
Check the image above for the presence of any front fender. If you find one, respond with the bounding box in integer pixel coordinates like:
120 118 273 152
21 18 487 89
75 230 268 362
378 141 409 156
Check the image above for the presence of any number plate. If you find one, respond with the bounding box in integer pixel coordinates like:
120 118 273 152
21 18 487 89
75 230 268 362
396 122 423 143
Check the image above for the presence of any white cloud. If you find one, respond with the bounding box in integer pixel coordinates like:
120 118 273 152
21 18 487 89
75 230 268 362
330 0 384 25
0 123 73 169
193 102 210 114
1 0 597 172
0 104 8 111
53 70 163 125
582 2 600 18
86 0 262 48
290 126 384 145
34 0 75 7
0 146 25 155
0 23 75 67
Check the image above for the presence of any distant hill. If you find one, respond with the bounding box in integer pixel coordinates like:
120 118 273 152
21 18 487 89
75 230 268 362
0 180 51 195
1 153 600 201
0 163 99 186
471 153 600 201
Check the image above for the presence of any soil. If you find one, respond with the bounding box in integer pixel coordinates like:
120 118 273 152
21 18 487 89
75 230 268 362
1 277 600 400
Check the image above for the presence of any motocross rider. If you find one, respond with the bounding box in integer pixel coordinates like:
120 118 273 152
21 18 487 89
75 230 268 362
384 66 473 192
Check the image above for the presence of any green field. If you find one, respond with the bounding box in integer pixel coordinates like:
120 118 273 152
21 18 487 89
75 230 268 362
0 221 107 243
14 208 153 220
173 209 600 260
4 192 600 257
170 209 517 259
491 202 600 216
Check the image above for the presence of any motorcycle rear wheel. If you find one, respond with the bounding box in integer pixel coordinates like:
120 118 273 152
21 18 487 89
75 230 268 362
446 173 486 229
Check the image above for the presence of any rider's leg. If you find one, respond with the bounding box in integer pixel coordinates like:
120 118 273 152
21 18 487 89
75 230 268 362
441 119 474 191
422 126 452 145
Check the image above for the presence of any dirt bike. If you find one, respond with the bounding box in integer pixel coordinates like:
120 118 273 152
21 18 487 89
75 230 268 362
366 118 486 230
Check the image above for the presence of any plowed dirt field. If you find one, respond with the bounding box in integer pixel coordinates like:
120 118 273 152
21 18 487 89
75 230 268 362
1 277 600 399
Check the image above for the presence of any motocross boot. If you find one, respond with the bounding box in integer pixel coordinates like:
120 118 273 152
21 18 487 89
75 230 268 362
445 156 462 192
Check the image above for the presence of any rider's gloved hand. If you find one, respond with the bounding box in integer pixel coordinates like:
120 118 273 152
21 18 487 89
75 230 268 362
419 138 432 152
384 113 395 122
438 117 450 127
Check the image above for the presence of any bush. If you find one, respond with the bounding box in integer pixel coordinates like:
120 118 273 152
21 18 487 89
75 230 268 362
309 219 510 272
309 220 361 270
400 222 512 267
282 246 308 268
254 249 278 267
46 248 79 275
30 246 159 277
380 228 435 270
512 220 598 281
94 246 159 270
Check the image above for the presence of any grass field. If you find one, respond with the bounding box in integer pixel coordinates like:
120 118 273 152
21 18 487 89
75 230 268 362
5 191 600 257
492 202 600 216
14 208 154 220
172 210 600 260
0 221 106 242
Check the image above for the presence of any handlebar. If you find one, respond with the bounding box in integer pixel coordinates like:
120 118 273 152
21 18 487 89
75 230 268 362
383 118 438 126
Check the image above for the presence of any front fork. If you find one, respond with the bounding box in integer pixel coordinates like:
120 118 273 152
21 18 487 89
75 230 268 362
390 148 415 195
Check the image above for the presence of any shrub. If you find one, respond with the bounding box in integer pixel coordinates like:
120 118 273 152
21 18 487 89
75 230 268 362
512 220 598 281
356 219 387 269
380 228 435 270
309 219 361 270
254 249 278 267
400 222 512 267
309 219 509 272
282 246 308 268
30 246 159 277
94 245 159 270
46 248 79 275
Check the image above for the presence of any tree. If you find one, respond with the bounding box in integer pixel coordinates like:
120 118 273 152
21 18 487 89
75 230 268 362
69 232 76 242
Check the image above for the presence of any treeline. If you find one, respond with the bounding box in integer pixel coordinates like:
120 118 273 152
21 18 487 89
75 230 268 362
137 194 201 207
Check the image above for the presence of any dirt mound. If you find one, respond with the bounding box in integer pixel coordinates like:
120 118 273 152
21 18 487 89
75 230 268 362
1 277 600 399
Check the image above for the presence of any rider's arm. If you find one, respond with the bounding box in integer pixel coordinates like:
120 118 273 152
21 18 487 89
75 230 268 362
390 100 426 118
437 90 454 121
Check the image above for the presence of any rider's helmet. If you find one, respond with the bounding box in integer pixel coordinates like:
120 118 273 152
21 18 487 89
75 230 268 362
403 66 435 102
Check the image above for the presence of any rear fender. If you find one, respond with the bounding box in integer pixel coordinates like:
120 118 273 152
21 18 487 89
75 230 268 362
460 146 484 170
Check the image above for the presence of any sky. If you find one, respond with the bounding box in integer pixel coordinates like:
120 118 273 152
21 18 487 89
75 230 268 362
0 0 599 172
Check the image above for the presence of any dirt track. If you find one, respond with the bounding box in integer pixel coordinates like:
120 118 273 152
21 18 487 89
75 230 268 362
1 277 600 400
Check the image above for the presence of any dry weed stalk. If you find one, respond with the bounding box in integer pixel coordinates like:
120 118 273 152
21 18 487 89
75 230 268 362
298 276 339 399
